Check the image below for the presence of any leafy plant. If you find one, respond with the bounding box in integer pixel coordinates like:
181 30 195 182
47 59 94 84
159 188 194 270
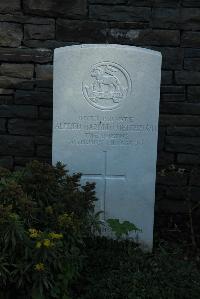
107 218 141 239
74 237 200 299
158 163 200 249
0 160 97 299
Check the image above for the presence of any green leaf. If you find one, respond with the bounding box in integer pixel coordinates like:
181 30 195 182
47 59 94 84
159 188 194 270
107 218 141 238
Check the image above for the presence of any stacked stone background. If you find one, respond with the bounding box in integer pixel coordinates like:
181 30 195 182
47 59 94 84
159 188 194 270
0 0 200 221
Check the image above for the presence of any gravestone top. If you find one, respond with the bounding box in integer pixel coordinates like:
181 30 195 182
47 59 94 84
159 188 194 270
55 44 161 59
53 44 162 251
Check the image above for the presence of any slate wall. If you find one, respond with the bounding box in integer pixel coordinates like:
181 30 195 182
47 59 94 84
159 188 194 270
0 0 200 223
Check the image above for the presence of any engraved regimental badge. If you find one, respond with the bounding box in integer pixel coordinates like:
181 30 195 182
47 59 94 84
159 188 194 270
82 62 132 110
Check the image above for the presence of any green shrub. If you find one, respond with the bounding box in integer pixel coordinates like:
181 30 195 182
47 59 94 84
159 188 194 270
75 238 200 299
0 160 97 299
1 161 200 299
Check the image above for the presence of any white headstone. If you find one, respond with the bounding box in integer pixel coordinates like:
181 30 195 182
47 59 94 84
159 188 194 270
53 44 162 251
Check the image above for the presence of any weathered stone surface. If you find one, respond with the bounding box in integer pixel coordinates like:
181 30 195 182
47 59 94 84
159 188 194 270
108 28 180 46
175 71 200 84
14 156 37 166
0 64 34 79
36 87 52 92
167 186 200 202
128 0 153 6
161 94 185 102
38 107 52 120
0 0 20 13
152 0 181 7
56 19 107 43
35 136 52 145
8 119 52 135
184 58 200 71
15 90 52 106
188 86 200 102
167 127 200 137
177 153 200 164
0 156 13 169
156 199 188 214
184 48 200 58
182 0 200 7
0 95 13 105
0 22 22 47
165 186 188 200
160 102 200 115
157 173 187 186
0 14 55 25
53 45 161 250
0 89 14 95
89 0 126 3
0 105 36 118
89 5 151 21
14 156 51 166
24 24 55 40
157 151 174 166
35 64 53 80
160 86 185 101
182 32 200 48
23 40 71 49
160 115 200 126
110 21 150 30
37 145 51 157
181 8 200 30
0 119 6 133
191 176 200 187
0 48 52 63
166 136 200 154
158 127 166 151
0 135 34 156
161 85 185 94
155 185 167 202
23 0 87 17
152 8 180 29
0 0 199 219
0 76 34 90
157 47 183 70
129 0 181 6
161 70 173 84
35 64 53 88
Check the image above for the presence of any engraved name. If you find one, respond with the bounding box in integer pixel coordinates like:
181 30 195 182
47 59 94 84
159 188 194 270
55 121 157 132
54 114 157 147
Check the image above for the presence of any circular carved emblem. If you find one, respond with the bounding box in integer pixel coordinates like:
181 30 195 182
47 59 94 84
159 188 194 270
82 61 132 110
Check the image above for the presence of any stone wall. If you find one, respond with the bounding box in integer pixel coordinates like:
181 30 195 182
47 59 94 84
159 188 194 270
0 0 200 221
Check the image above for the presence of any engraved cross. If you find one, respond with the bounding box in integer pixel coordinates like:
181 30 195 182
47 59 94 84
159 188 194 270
82 151 126 218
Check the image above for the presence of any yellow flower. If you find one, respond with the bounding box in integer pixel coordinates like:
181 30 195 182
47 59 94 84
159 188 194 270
29 228 39 238
29 228 37 234
58 213 73 228
36 241 42 249
35 263 45 272
48 232 63 240
43 239 51 247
